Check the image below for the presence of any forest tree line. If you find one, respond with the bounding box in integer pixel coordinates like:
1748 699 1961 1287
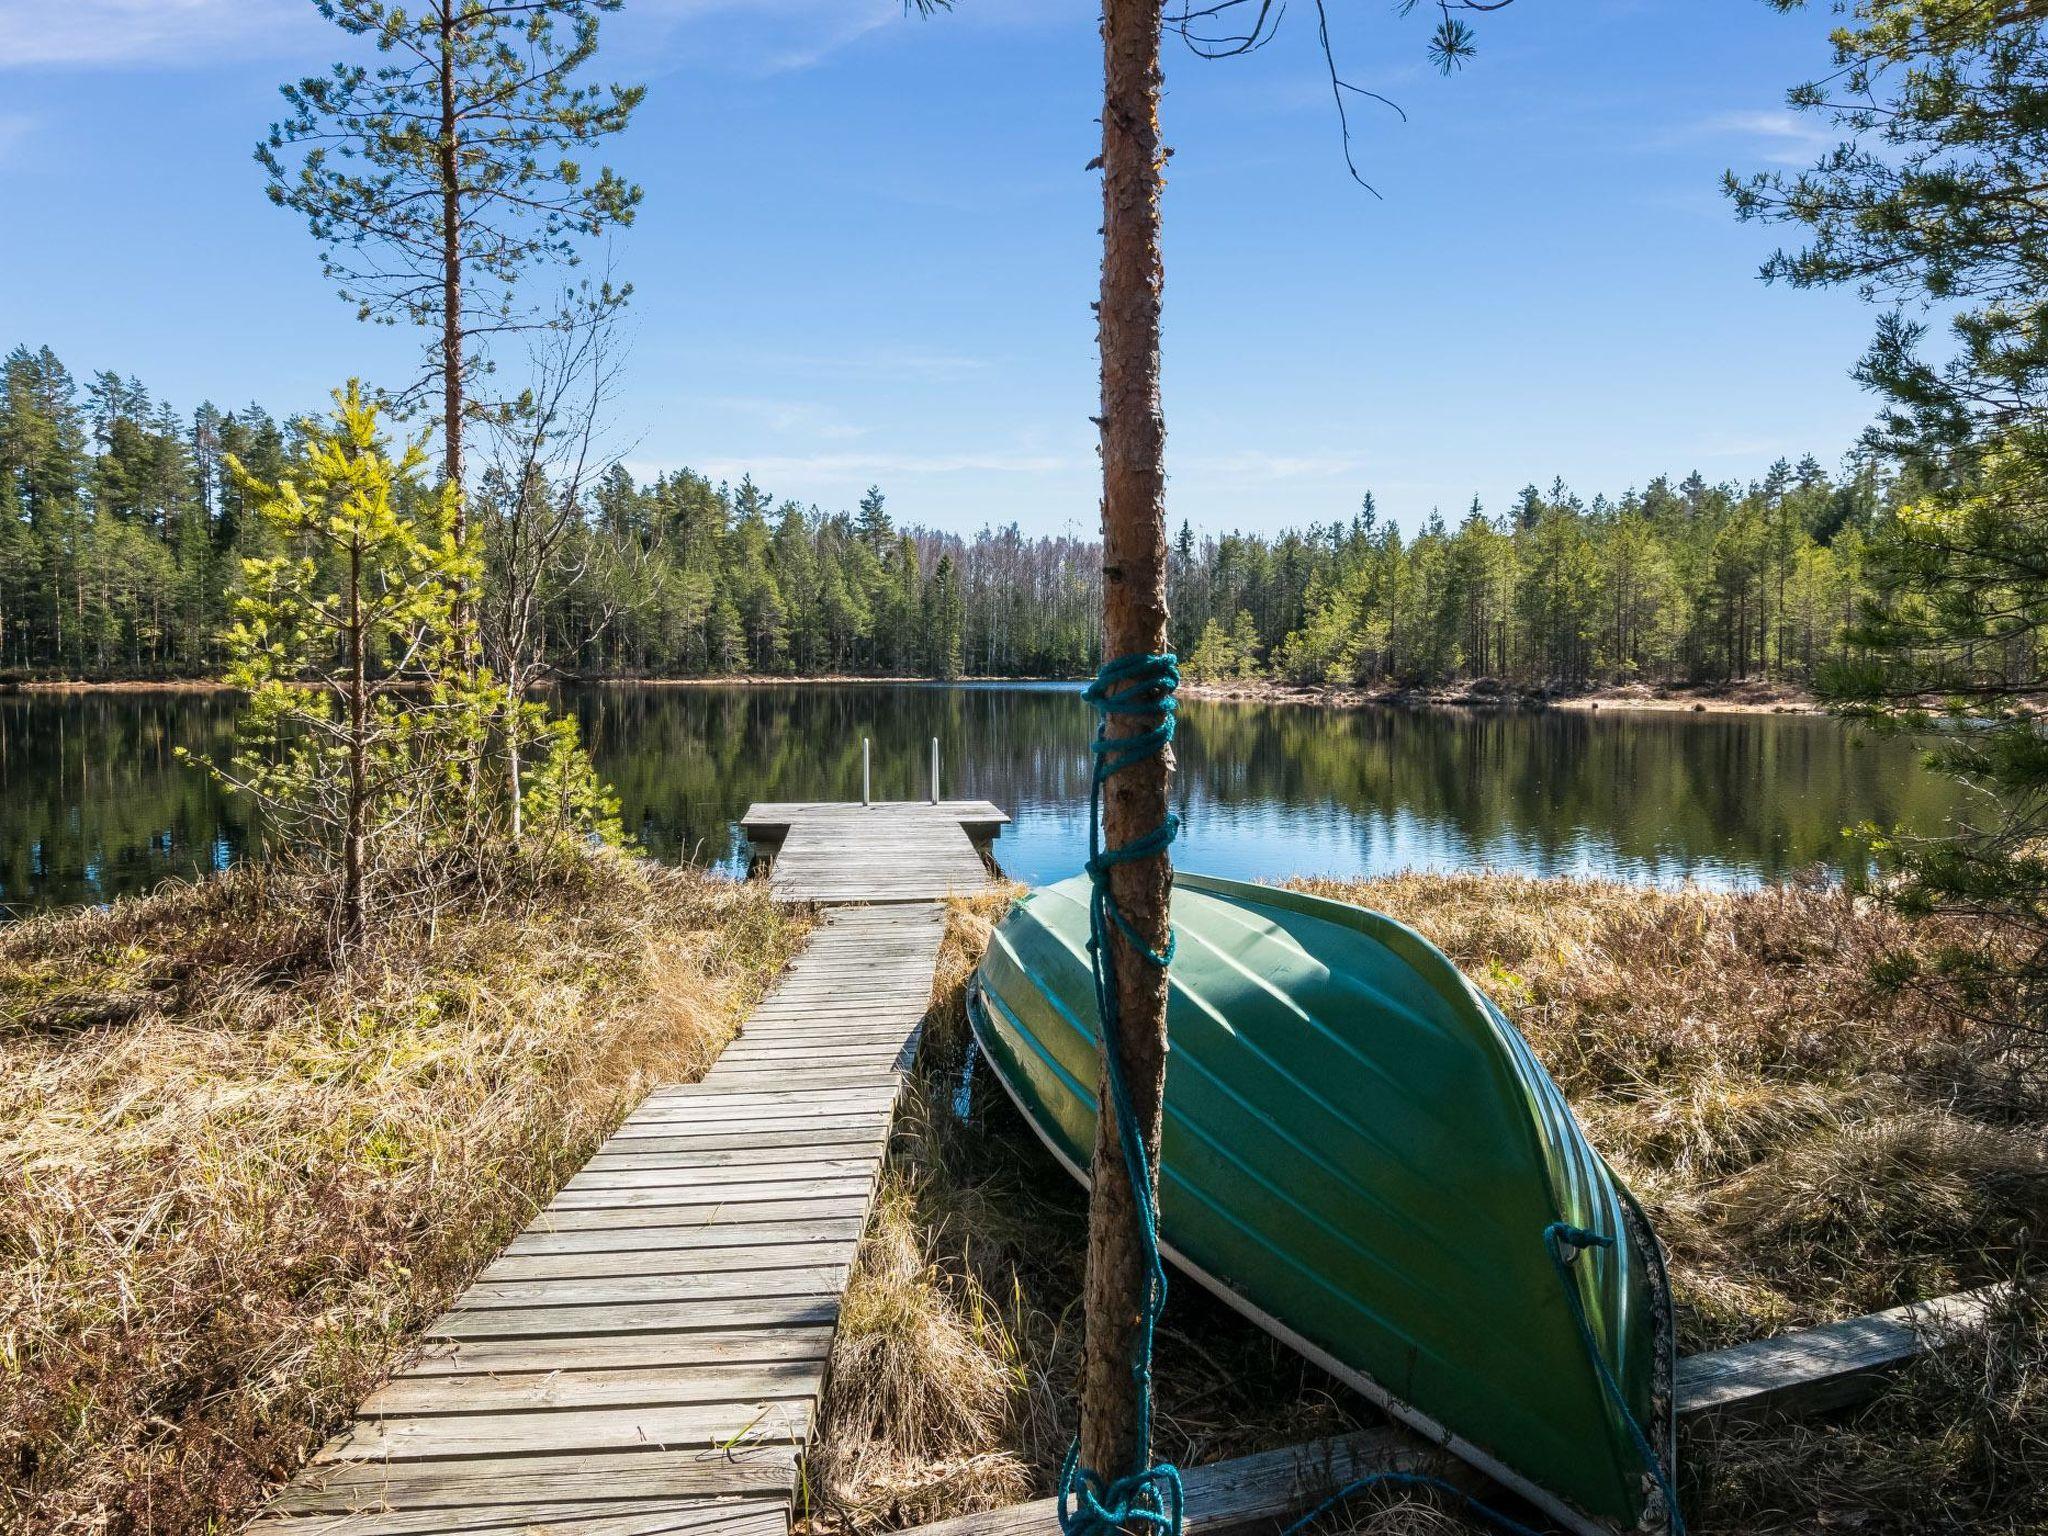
3 341 1899 689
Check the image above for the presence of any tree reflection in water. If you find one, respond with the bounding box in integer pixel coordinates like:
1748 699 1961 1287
0 682 1962 917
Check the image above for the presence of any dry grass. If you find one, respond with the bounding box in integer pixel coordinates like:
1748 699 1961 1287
806 874 2048 1535
0 850 808 1534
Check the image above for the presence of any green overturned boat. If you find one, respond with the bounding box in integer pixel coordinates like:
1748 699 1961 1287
967 871 1677 1536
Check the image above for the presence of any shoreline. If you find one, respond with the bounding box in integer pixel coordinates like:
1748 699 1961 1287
0 673 1080 696
3 671 1824 716
1179 676 1825 716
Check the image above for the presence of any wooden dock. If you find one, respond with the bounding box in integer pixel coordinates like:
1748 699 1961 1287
256 805 989 1534
741 800 1008 905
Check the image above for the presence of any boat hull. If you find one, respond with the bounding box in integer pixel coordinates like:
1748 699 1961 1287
967 872 1674 1535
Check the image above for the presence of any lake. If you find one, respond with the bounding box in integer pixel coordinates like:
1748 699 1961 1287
0 682 1963 917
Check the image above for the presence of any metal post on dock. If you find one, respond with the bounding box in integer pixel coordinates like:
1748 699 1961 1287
930 736 940 804
862 737 871 806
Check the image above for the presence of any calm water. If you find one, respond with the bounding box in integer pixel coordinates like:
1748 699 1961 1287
0 682 1964 916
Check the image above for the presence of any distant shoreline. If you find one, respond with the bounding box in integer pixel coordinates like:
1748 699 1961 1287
2 672 1823 715
1179 677 1826 716
0 673 1078 696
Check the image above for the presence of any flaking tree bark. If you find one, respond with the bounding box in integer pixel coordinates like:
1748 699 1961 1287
1081 0 1175 1493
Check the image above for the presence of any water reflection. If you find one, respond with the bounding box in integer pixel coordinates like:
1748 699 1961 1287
0 682 1962 917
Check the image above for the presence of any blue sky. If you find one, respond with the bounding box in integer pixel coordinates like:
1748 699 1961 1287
0 1 1880 538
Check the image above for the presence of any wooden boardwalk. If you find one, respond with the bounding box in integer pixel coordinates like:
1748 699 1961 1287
741 801 1008 905
258 895 952 1534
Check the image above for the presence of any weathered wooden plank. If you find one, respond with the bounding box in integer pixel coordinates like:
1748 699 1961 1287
693 1071 900 1091
483 1241 860 1284
601 1119 887 1147
399 1327 835 1378
565 1162 875 1192
710 1039 914 1055
500 1217 865 1257
599 1113 890 1138
904 1426 1439 1536
710 1046 911 1062
548 1176 876 1211
709 1034 909 1057
363 1360 823 1418
615 1098 895 1121
746 1000 928 1013
1674 1283 2013 1420
606 1122 888 1146
704 1062 906 1081
700 1057 906 1074
633 1088 897 1112
270 1450 801 1513
739 1021 924 1035
898 1285 2019 1536
249 1498 789 1536
319 1399 812 1462
428 1295 841 1341
510 1195 875 1232
736 1008 926 1023
584 1141 886 1171
713 1045 913 1062
455 1267 848 1310
637 1081 900 1102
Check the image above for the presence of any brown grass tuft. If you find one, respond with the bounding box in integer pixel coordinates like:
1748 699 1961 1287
0 851 808 1533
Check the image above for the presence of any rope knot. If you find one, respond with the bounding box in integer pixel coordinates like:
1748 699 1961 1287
1057 1441 1185 1536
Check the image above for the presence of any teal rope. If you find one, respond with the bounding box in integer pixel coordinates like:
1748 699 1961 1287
1545 1223 1687 1535
1057 652 1185 1536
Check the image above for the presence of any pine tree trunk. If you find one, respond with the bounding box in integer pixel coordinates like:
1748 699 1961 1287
439 3 470 671
1081 0 1173 1495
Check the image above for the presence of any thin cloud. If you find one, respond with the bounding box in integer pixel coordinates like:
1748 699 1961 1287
634 0 1075 75
0 0 312 69
1700 109 1836 169
632 0 902 77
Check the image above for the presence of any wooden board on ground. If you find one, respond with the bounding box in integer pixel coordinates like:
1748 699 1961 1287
899 1283 2020 1536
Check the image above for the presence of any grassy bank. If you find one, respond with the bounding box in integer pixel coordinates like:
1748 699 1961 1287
805 876 2046 1534
0 852 808 1533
